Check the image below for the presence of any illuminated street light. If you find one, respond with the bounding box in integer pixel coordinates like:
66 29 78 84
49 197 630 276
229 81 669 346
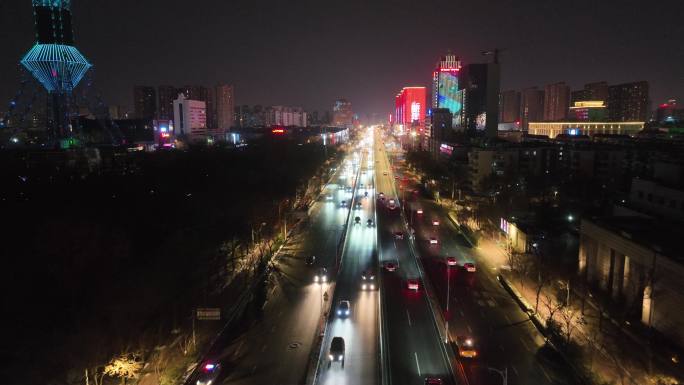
567 214 574 222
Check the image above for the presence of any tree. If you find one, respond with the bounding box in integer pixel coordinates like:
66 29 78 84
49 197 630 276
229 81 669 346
557 305 581 344
104 353 143 385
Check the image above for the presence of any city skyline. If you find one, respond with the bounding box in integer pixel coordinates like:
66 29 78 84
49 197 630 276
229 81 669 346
0 0 682 117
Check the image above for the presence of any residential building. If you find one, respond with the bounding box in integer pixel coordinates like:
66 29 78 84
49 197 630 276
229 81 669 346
264 106 307 127
133 86 156 119
608 81 649 122
543 82 570 121
500 90 520 123
520 87 545 131
157 85 176 120
215 84 234 131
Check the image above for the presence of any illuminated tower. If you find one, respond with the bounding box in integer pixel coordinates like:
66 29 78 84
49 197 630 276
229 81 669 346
431 54 462 126
20 0 92 140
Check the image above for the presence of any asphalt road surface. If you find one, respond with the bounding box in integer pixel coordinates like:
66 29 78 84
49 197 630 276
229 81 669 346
389 139 582 385
374 131 455 385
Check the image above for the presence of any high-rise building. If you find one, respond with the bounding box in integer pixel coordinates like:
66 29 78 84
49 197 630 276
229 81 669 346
520 87 545 130
608 81 649 122
264 106 307 127
500 90 520 123
215 84 234 131
543 82 570 121
173 93 206 139
458 62 500 137
432 54 462 127
133 86 156 119
332 99 353 128
158 85 176 120
584 81 609 103
430 108 452 145
178 85 215 129
395 87 427 128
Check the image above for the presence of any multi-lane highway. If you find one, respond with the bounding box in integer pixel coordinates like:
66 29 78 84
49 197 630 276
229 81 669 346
374 130 455 384
203 147 357 385
201 126 579 385
387 137 582 385
315 135 380 385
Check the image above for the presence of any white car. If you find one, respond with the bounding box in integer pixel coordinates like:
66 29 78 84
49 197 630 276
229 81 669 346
314 268 328 283
429 237 438 245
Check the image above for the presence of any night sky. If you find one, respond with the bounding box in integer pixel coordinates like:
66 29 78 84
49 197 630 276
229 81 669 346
0 0 682 118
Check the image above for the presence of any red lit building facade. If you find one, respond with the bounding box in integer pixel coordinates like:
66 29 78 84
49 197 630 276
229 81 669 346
394 87 427 130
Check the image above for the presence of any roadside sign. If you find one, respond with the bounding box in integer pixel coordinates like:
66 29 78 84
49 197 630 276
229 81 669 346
196 308 221 321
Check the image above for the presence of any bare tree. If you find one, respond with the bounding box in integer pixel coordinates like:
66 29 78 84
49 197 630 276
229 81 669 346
558 305 581 344
541 292 563 324
104 352 143 385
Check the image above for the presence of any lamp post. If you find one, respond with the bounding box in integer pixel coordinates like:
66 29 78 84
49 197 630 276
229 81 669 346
488 366 508 385
445 266 451 343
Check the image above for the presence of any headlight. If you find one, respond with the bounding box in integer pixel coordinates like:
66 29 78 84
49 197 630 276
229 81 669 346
337 310 341 315
322 276 327 282
345 310 350 315
338 355 343 360
362 284 367 290
370 284 375 290
329 354 333 360
314 276 319 282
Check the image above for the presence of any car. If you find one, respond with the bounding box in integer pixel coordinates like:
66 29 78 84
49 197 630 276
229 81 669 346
340 200 347 207
328 337 345 368
325 194 333 200
429 237 438 244
354 216 361 224
424 378 443 385
394 175 399 179
367 219 374 227
432 220 440 226
384 262 397 272
306 255 316 266
364 191 368 197
407 278 420 291
314 268 328 283
455 336 478 358
394 231 404 239
416 209 424 215
464 262 476 272
355 201 362 209
378 192 385 198
196 362 221 385
388 199 397 210
361 270 376 290
446 256 457 266
337 300 351 317
383 171 388 176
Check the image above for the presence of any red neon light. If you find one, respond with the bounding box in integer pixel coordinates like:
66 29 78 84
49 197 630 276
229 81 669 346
272 128 285 134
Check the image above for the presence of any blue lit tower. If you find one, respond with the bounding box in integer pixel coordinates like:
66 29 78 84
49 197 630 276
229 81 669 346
20 0 92 140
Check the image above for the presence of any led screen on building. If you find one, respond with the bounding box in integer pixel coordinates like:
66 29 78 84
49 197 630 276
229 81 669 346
437 71 462 116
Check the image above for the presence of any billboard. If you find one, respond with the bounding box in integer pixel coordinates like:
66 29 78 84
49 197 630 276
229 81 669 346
395 87 426 127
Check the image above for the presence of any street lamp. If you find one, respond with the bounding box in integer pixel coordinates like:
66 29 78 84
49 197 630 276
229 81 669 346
488 366 508 385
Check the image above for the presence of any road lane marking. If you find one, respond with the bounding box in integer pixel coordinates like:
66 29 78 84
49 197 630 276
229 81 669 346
233 340 245 357
467 324 472 333
538 363 552 382
519 336 532 352
512 365 519 377
414 352 421 376
406 309 412 326
504 314 512 324
459 309 464 317
261 344 267 352
252 365 258 374
271 325 276 333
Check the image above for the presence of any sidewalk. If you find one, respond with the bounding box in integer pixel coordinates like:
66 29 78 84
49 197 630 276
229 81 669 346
460 219 683 385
